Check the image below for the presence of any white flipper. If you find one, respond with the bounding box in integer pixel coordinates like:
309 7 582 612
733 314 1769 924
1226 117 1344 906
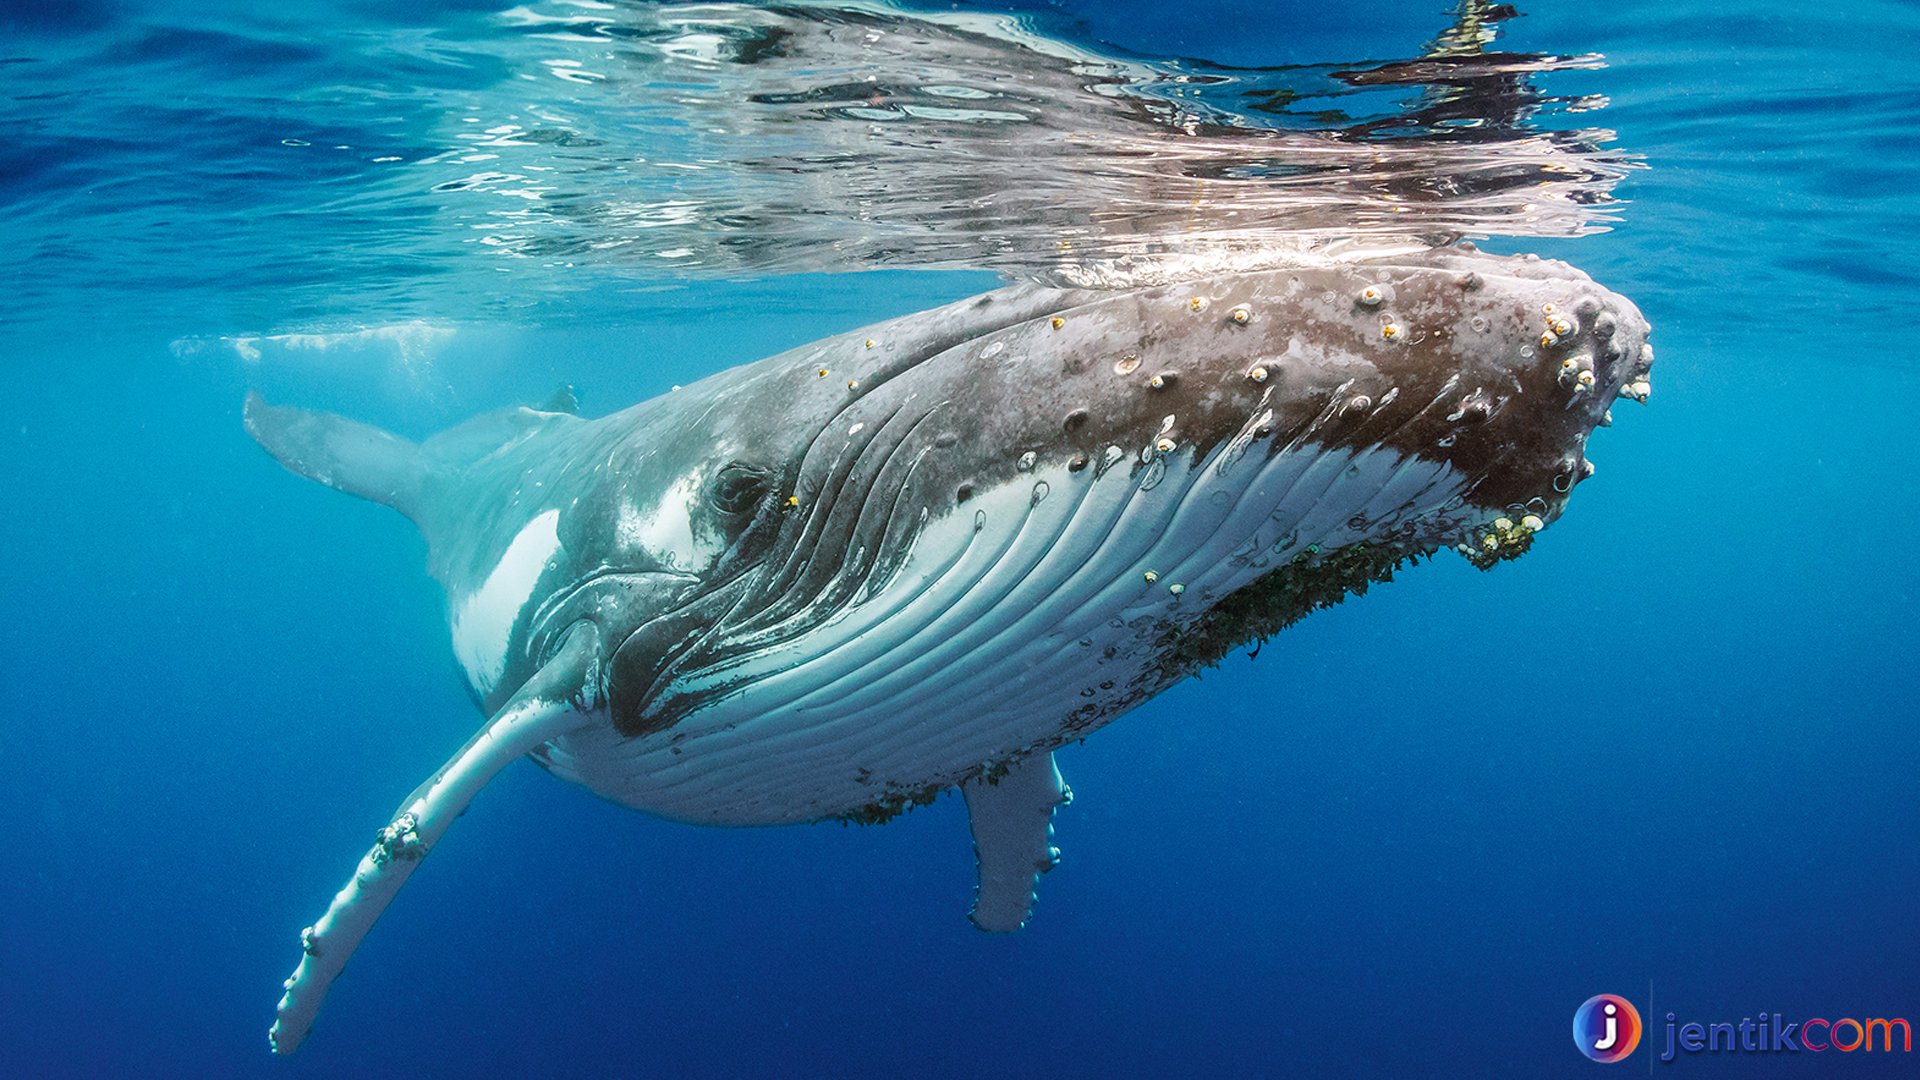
961 751 1072 932
268 627 598 1055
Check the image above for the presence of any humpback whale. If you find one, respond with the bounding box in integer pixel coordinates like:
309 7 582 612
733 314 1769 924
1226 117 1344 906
248 245 1651 1053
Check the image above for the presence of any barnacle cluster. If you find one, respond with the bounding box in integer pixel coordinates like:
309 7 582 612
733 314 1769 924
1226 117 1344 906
1459 514 1543 571
370 812 425 866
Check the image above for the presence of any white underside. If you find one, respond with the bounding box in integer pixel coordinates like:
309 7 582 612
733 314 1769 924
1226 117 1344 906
451 509 562 700
539 433 1474 825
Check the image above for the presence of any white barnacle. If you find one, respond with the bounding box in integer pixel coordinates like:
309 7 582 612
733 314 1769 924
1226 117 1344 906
1520 514 1544 531
1247 365 1269 383
1155 436 1177 454
1143 569 1159 583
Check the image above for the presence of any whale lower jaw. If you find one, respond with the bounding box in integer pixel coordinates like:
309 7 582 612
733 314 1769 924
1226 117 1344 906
535 433 1481 826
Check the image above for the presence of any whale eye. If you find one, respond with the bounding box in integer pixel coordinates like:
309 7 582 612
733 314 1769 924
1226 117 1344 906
712 461 772 517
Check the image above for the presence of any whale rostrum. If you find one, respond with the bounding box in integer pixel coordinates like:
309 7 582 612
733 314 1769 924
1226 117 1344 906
247 245 1651 1053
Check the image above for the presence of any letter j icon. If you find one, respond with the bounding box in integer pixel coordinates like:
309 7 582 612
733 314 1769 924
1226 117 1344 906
1574 994 1643 1063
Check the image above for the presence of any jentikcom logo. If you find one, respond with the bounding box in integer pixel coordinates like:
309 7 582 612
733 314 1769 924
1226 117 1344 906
1573 993 1913 1064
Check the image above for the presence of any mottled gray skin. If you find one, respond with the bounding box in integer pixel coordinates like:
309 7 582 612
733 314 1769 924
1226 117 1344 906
249 244 1649 806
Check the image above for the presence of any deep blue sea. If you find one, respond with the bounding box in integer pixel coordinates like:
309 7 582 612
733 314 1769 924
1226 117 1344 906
3 1 1916 1077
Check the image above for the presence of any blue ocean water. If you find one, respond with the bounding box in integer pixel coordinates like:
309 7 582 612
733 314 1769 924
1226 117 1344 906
2 1 1915 1077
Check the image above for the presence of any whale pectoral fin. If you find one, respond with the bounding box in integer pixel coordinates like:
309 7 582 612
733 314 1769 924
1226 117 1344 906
961 752 1072 933
268 625 600 1056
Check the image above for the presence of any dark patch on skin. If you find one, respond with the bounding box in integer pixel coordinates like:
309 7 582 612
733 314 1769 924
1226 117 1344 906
836 753 1026 826
836 779 949 826
1155 540 1431 683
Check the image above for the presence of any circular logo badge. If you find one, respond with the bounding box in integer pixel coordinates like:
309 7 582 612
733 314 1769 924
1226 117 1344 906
1573 994 1642 1062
